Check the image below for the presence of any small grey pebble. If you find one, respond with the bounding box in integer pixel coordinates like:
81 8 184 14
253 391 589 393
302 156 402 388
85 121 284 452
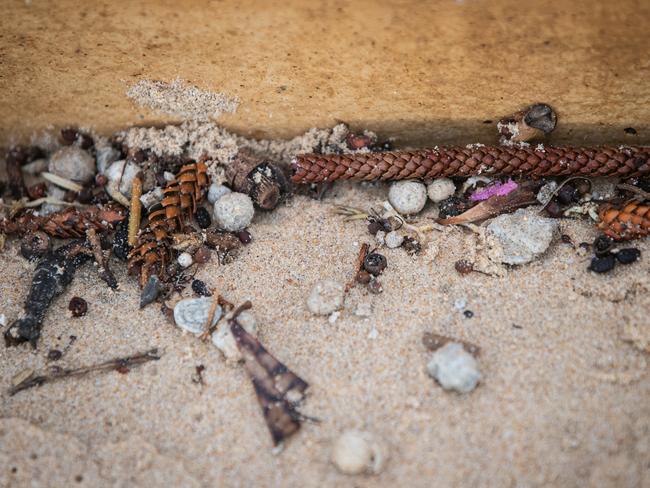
427 178 456 203
174 298 222 334
384 231 404 249
388 180 427 215
375 230 386 246
177 252 193 268
95 144 120 174
213 192 254 232
208 183 232 204
140 275 162 309
427 342 481 393
307 280 344 315
48 146 96 184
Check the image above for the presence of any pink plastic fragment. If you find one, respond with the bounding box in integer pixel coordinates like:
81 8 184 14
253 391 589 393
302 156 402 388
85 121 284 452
470 179 518 202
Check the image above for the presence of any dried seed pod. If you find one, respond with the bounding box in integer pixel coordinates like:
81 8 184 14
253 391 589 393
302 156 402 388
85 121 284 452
20 231 51 260
68 297 88 317
498 103 557 143
454 259 474 275
615 248 641 264
598 202 650 241
226 150 290 210
363 252 387 276
204 230 241 251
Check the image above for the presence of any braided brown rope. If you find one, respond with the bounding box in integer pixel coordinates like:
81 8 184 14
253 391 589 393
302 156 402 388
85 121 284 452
291 145 650 183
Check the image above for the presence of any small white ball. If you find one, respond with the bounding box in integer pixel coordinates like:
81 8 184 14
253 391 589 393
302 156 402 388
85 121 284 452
384 231 404 249
177 252 193 268
427 342 481 393
213 192 254 232
208 183 232 204
48 146 96 184
427 178 456 203
388 180 427 215
331 430 387 475
306 280 344 316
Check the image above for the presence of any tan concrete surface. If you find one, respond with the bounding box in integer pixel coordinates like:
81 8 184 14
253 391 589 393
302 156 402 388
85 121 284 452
1 0 649 145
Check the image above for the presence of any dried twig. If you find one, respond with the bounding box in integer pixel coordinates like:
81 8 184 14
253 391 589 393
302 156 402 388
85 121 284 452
8 348 161 395
40 172 83 193
128 175 143 246
86 228 118 289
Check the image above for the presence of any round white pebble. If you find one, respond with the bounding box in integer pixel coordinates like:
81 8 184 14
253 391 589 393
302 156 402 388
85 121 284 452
177 252 193 268
331 430 387 475
207 183 232 204
427 178 456 203
388 180 427 215
213 192 254 232
384 231 404 249
427 342 481 393
48 146 96 184
307 280 344 315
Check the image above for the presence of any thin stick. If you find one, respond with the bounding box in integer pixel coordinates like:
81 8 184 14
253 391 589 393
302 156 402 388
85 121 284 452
8 348 161 395
128 175 143 246
40 172 83 193
199 292 222 342
86 228 118 289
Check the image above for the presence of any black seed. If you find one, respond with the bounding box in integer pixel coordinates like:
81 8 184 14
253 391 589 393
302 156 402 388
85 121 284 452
237 230 252 244
367 221 382 235
194 207 212 229
438 196 467 219
545 200 563 218
68 297 88 317
589 254 616 273
557 184 579 204
191 279 212 297
463 310 474 318
47 349 63 361
112 216 130 260
593 235 613 257
523 103 557 134
363 252 387 276
615 248 641 264
624 127 637 135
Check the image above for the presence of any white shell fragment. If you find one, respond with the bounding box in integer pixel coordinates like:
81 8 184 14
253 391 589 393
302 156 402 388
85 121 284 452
177 252 193 268
211 310 257 361
388 180 427 215
48 146 96 184
331 430 388 475
306 280 344 315
213 192 254 232
207 183 232 204
384 231 404 249
427 342 481 393
173 298 222 334
427 177 456 203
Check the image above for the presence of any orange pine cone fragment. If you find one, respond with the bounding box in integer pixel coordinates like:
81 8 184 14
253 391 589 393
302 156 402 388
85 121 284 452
598 202 650 241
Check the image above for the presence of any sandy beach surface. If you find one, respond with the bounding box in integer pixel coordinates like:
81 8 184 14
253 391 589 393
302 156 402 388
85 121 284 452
1 178 649 487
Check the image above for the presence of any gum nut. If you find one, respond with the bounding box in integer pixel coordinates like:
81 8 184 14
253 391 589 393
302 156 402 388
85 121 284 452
105 160 141 198
213 192 254 232
331 430 387 475
173 298 222 334
427 178 456 203
211 310 257 361
208 183 232 204
48 146 96 184
388 180 427 215
306 280 344 315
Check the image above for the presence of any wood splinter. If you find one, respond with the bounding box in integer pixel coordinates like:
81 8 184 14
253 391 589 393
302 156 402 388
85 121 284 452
128 174 143 247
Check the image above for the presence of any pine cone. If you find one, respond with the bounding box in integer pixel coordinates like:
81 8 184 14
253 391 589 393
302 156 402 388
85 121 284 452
0 206 126 238
598 202 650 241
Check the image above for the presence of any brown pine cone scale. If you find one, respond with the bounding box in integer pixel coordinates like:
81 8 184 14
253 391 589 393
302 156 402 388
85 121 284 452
291 145 649 183
598 202 650 241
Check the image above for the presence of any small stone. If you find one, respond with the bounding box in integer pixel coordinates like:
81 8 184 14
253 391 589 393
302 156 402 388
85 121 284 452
375 230 386 246
454 259 473 275
48 146 96 184
193 246 211 264
95 144 120 174
589 254 616 273
213 192 254 232
486 209 558 265
331 430 387 475
384 231 404 249
388 180 427 215
615 248 641 264
307 280 344 315
140 275 162 308
207 183 232 204
68 297 88 318
105 160 141 198
536 181 559 204
174 298 223 334
212 310 257 361
427 342 481 393
47 349 63 361
177 252 193 268
427 178 456 203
